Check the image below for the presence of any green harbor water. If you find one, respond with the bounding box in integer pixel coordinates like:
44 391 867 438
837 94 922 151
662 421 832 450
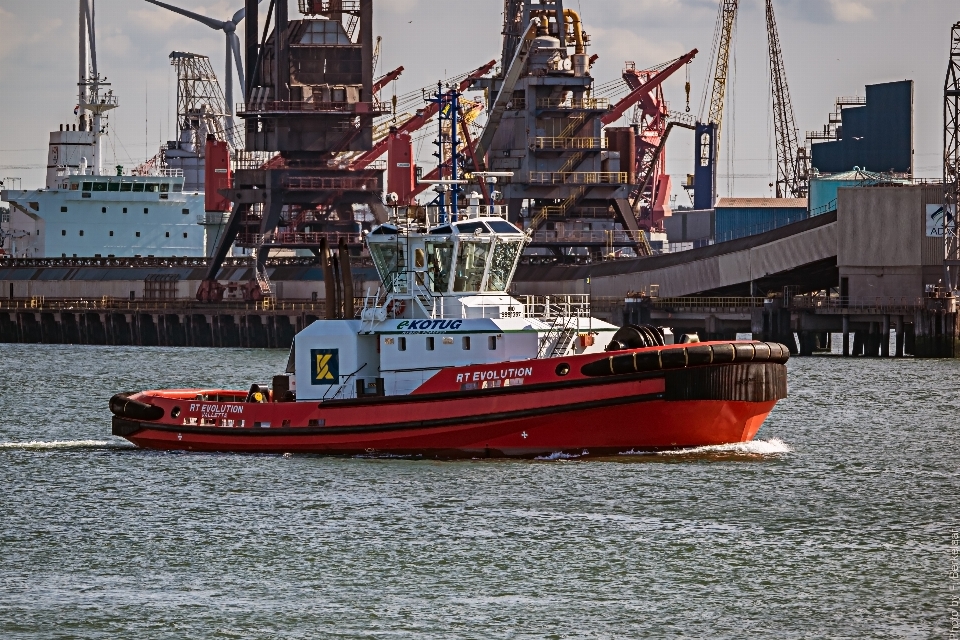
0 343 957 638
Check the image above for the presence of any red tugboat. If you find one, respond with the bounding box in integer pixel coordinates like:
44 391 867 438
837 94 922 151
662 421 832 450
110 200 789 457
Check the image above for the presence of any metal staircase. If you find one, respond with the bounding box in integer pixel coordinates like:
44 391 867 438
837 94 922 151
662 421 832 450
532 185 586 230
254 256 274 298
537 307 579 358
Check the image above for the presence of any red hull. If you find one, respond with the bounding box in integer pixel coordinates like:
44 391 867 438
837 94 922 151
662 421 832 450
111 342 789 458
119 397 775 458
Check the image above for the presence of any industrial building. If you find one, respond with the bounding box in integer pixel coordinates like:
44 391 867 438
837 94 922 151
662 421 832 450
808 80 914 176
714 198 808 243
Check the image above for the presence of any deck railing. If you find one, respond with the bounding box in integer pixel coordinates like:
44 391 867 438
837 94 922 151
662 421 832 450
528 171 627 185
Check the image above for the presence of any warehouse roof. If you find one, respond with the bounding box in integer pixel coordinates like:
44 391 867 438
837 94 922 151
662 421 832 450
716 198 808 208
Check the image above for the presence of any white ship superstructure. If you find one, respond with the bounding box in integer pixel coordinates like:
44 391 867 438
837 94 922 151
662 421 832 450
0 0 213 258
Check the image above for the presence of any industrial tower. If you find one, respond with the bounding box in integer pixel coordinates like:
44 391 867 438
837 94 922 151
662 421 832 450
473 0 651 258
198 0 386 303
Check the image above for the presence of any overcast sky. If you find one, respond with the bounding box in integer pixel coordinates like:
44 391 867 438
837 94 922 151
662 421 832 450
0 0 956 203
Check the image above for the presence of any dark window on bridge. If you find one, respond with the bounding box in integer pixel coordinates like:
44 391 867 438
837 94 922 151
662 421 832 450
165 232 170 238
144 208 149 214
61 230 66 236
182 209 189 215
60 206 67 212
136 232 141 237
183 233 188 238
109 231 114 236
122 208 127 213
101 207 106 213
79 230 83 236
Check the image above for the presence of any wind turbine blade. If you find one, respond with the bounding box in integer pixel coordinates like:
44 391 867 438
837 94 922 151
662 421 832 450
224 35 234 117
231 32 246 100
143 0 226 31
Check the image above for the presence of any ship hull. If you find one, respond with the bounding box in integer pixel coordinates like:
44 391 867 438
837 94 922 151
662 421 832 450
111 356 787 458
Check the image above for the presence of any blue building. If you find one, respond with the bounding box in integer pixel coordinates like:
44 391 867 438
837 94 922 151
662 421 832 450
714 198 808 243
810 80 913 175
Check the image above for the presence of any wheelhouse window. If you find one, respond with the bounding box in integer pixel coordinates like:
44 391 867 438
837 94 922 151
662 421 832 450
132 183 145 192
145 183 159 193
120 182 133 192
487 239 524 292
92 181 107 192
82 182 92 191
454 240 490 292
455 221 489 234
159 183 170 193
369 242 407 293
425 240 454 293
108 181 120 192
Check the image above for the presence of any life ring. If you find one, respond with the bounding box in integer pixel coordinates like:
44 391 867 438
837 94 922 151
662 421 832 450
387 299 406 316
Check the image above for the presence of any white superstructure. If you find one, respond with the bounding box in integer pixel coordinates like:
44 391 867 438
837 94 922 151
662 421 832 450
2 175 206 258
292 203 619 399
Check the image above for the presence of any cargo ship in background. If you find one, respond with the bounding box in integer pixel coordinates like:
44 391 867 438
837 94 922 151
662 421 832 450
0 1 231 259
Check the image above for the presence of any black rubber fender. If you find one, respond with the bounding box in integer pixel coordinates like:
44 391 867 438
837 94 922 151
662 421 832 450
580 341 790 377
605 324 665 351
109 393 164 421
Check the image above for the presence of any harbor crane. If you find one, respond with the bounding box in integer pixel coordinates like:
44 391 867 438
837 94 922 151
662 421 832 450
765 0 807 198
692 0 737 210
693 0 807 207
943 21 960 289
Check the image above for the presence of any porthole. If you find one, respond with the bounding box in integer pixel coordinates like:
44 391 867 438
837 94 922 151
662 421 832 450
555 363 571 376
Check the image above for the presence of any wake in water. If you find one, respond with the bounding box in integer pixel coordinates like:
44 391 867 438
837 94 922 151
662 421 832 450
534 450 589 461
0 439 133 451
620 438 793 458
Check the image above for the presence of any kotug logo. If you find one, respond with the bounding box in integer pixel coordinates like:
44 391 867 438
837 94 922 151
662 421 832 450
397 319 464 333
311 349 339 385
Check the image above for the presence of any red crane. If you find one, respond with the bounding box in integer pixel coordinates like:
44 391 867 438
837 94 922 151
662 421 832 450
349 60 496 171
601 49 697 231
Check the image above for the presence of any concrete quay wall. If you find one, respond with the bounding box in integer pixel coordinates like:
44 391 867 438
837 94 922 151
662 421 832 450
0 302 327 349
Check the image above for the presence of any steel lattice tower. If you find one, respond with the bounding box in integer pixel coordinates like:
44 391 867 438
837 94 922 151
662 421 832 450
765 0 804 198
170 52 230 148
945 21 960 289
